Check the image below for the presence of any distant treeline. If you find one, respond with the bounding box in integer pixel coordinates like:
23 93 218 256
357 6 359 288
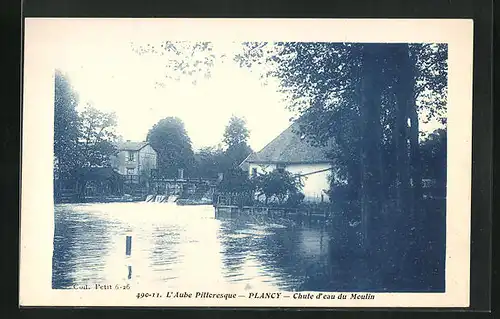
146 115 253 179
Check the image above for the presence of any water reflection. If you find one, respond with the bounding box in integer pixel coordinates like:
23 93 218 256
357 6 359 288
52 202 444 292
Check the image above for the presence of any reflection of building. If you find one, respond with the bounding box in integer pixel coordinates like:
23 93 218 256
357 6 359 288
111 140 157 185
53 167 124 203
239 122 334 203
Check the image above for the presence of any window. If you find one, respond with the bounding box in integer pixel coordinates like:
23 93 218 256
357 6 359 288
251 168 258 177
128 151 135 161
126 168 134 175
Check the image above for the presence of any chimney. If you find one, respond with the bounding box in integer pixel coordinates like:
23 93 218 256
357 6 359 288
178 168 184 180
126 139 131 142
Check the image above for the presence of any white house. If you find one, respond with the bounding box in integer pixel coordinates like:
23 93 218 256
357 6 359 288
239 122 335 203
111 140 157 184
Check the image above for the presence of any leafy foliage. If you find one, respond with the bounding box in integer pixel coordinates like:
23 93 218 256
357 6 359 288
147 117 196 178
223 115 250 147
235 43 448 288
420 128 447 186
194 146 228 179
411 44 448 126
54 71 119 200
130 41 221 86
253 170 304 205
217 167 254 194
223 116 253 168
193 115 252 181
234 42 447 126
235 41 447 203
77 104 118 168
54 69 80 178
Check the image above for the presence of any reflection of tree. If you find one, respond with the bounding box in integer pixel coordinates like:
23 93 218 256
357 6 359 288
247 215 443 292
249 221 335 291
218 219 253 275
52 209 78 288
149 226 182 273
52 207 113 288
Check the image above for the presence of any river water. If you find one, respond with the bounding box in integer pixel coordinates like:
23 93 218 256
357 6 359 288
52 202 444 292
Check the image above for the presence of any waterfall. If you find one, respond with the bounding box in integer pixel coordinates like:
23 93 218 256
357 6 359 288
144 194 177 203
167 195 178 203
155 195 166 203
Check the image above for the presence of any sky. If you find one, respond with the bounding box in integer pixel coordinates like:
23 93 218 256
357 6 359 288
57 36 443 152
57 39 295 152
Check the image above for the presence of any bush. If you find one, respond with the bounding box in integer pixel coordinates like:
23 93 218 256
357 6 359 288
253 170 304 205
217 167 254 193
286 190 305 207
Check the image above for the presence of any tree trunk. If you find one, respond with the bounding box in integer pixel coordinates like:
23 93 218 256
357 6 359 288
408 52 422 208
392 44 412 213
359 44 384 251
391 43 418 288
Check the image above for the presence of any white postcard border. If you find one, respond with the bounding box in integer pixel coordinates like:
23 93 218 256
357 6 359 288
20 18 473 308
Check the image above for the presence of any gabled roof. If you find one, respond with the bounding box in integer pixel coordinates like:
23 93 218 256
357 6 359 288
241 121 332 166
116 141 149 151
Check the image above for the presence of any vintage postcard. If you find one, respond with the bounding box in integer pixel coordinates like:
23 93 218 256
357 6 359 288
20 18 473 307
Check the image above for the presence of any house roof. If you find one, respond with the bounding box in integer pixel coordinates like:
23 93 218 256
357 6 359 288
116 141 149 151
241 121 333 166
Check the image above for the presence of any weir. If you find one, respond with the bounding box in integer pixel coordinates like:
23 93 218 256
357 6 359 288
144 194 178 203
154 195 166 203
167 195 178 203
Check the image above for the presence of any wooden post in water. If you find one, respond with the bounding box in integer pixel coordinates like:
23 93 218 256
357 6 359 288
126 235 132 256
125 234 132 280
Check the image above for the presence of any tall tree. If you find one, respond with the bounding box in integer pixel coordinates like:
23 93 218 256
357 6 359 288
77 104 118 168
235 42 447 288
54 70 80 180
358 44 385 247
74 104 119 199
223 116 250 147
222 115 253 168
147 117 195 178
194 146 228 179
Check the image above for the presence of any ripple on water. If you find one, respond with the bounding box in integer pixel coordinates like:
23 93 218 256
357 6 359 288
52 202 341 291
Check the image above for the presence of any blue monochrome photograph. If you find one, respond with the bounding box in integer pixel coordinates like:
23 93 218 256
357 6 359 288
51 40 448 294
